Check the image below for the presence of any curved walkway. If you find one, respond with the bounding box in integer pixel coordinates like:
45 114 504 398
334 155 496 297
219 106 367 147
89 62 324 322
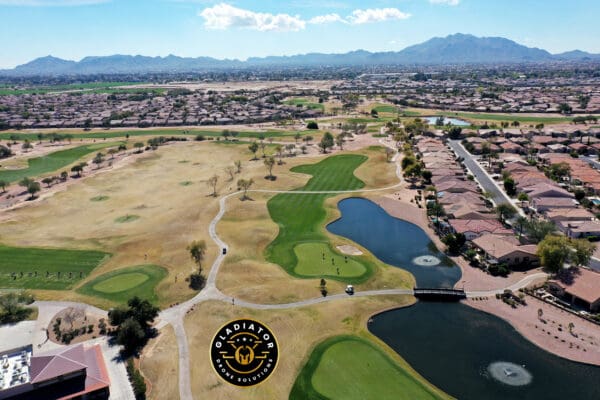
23 142 548 400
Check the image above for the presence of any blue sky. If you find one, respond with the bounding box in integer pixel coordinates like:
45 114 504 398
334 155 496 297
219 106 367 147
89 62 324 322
0 0 598 68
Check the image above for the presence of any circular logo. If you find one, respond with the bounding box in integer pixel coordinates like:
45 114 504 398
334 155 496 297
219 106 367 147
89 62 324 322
210 319 279 387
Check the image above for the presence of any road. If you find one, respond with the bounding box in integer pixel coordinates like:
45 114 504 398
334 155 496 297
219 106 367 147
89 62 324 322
581 155 600 170
447 140 525 219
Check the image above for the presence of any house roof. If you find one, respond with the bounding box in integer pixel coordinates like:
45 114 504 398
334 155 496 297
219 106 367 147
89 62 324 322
533 197 578 207
550 268 600 304
29 344 110 397
545 208 594 220
472 234 538 259
449 219 512 236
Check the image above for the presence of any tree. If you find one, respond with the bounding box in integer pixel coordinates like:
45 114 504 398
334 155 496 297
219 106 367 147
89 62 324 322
187 240 207 274
19 177 33 188
447 126 462 140
134 142 144 153
42 177 54 188
549 162 571 181
294 132 301 144
300 145 307 154
71 162 86 177
512 216 527 238
0 145 11 159
60 171 68 181
264 156 275 180
495 203 517 223
524 219 556 243
108 148 118 159
403 163 422 183
237 178 254 200
422 170 433 183
517 192 529 202
207 174 218 197
319 132 334 153
92 152 104 169
234 160 242 173
224 166 235 181
306 121 319 130
442 233 466 254
248 142 259 160
285 143 296 156
27 181 40 200
537 235 571 273
574 188 586 202
0 180 6 193
335 134 345 150
275 145 284 164
320 278 327 297
503 177 517 196
21 140 33 152
570 238 594 267
303 135 313 145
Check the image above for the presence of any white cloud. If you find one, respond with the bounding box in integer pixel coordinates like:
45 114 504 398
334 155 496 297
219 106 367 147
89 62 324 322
198 4 411 31
347 8 411 25
0 0 108 5
308 13 345 25
199 3 305 32
429 0 460 5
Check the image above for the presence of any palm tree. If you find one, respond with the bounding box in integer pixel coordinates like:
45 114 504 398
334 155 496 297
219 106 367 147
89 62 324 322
516 216 528 238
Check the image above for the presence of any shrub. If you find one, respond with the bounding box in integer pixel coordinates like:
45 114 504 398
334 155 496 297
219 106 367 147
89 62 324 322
306 121 319 130
127 359 147 400
188 273 206 290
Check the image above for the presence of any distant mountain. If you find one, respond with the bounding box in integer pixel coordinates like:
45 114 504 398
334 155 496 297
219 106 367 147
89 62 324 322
3 34 599 76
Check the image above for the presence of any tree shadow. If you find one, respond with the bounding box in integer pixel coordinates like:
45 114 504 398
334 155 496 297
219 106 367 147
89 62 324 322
555 267 581 285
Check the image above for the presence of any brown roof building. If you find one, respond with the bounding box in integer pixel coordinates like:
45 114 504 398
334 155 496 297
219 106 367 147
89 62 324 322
548 268 600 312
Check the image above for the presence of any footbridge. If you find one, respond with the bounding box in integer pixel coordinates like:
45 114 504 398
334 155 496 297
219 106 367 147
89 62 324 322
413 288 467 301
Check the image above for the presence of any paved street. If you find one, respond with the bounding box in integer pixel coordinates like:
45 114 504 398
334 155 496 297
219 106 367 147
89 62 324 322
448 140 525 218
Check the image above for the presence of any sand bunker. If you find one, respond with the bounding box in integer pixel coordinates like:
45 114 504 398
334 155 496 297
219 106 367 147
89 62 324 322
336 245 363 256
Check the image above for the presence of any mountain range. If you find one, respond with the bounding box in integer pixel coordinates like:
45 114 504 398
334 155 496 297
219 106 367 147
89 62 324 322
3 34 600 76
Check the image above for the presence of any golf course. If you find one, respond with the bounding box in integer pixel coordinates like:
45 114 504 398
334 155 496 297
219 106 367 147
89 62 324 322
265 154 375 283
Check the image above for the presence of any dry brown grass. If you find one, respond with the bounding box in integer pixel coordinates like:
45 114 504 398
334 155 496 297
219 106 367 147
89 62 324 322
0 142 271 308
216 148 413 304
185 296 431 400
140 325 180 400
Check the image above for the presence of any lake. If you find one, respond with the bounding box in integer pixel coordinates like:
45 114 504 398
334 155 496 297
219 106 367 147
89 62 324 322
425 116 470 126
327 197 461 288
329 197 600 399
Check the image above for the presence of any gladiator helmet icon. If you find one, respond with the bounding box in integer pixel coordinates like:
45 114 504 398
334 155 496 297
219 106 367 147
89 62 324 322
235 345 255 365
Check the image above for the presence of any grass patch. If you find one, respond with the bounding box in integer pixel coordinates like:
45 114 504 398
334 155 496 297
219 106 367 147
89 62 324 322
90 195 109 202
290 336 446 400
373 104 400 114
284 97 325 111
77 264 167 304
293 243 366 278
0 142 121 183
179 181 193 186
114 214 140 223
265 154 373 283
0 245 109 290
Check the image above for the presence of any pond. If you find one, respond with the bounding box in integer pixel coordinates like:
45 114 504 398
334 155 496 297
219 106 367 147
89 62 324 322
425 116 470 127
327 197 461 288
329 197 600 399
369 302 600 400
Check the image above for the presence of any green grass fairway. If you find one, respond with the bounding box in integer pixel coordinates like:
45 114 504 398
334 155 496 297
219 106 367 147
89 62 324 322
290 336 448 400
293 243 366 278
284 98 325 111
265 154 373 283
0 245 109 290
431 111 577 125
77 264 167 304
373 104 400 114
0 142 121 183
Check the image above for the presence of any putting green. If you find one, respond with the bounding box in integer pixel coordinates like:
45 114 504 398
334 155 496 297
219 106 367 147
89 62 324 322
91 272 149 293
293 242 366 278
290 336 447 400
77 264 167 304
